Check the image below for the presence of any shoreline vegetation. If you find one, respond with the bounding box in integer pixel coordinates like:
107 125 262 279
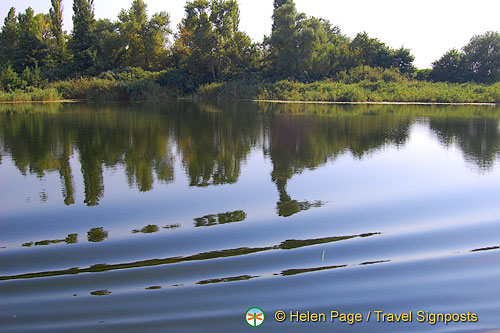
0 78 498 105
0 0 499 105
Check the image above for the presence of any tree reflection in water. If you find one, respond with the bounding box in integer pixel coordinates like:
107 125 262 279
0 102 498 213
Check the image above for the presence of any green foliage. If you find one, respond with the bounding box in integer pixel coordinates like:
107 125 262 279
22 64 45 88
118 0 171 70
49 0 66 63
268 0 303 77
336 66 408 83
431 32 500 83
463 31 500 83
350 32 415 74
92 19 126 72
0 66 24 91
0 87 61 101
174 0 258 85
268 1 415 80
431 49 468 82
70 0 97 75
0 8 18 65
52 74 174 101
13 8 50 73
87 227 108 241
196 78 499 104
415 68 432 81
0 2 497 98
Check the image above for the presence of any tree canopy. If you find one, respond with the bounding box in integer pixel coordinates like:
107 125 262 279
431 31 500 83
0 0 498 90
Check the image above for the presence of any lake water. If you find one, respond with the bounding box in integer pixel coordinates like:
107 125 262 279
1 101 500 332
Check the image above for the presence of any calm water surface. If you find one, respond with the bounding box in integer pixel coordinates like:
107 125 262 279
1 102 500 332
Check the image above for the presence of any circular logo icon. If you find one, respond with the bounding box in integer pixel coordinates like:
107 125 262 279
246 307 265 327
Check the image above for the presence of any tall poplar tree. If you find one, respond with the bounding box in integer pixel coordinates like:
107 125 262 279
70 0 96 74
49 0 65 62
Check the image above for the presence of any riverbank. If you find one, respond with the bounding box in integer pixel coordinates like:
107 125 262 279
1 78 499 104
0 88 62 102
197 80 500 104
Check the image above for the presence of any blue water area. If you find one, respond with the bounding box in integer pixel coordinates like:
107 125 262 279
1 102 500 332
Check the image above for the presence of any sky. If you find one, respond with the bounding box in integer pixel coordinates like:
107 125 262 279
1 0 499 69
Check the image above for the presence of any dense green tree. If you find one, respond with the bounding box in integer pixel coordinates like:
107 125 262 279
391 47 415 74
349 32 415 74
0 2 495 87
431 49 468 82
181 0 217 82
0 8 18 66
21 64 44 87
70 0 97 75
463 31 500 83
350 32 392 68
210 0 239 77
0 66 24 91
118 0 171 70
269 0 359 80
93 19 126 72
49 0 66 63
268 0 303 77
273 0 288 9
176 0 256 83
295 18 354 80
431 32 499 83
12 8 50 72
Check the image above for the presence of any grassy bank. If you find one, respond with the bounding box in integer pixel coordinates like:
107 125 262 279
1 76 499 104
197 80 500 104
0 88 62 102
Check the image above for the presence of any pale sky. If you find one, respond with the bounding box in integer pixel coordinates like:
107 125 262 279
2 0 499 68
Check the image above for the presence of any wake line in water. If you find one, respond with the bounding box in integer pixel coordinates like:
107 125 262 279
0 232 380 281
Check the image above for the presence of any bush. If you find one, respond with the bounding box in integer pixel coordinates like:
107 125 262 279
51 76 174 101
337 66 408 84
0 87 61 102
195 79 498 104
0 66 26 92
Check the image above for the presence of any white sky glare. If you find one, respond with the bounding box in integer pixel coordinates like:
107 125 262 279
2 0 499 69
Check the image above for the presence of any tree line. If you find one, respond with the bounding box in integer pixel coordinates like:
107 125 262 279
0 0 499 93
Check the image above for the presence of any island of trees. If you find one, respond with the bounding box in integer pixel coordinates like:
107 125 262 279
0 0 499 103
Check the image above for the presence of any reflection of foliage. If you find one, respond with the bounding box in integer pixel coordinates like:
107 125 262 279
194 210 246 227
132 224 159 234
280 233 380 250
65 233 78 244
3 231 380 281
163 224 180 230
197 275 257 285
1 102 499 211
360 260 390 265
145 286 162 290
173 103 260 187
266 106 412 217
22 233 78 247
0 103 176 206
87 227 109 242
90 290 111 296
277 199 323 217
430 117 500 169
282 264 347 276
471 246 499 252
132 224 180 233
281 259 390 276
